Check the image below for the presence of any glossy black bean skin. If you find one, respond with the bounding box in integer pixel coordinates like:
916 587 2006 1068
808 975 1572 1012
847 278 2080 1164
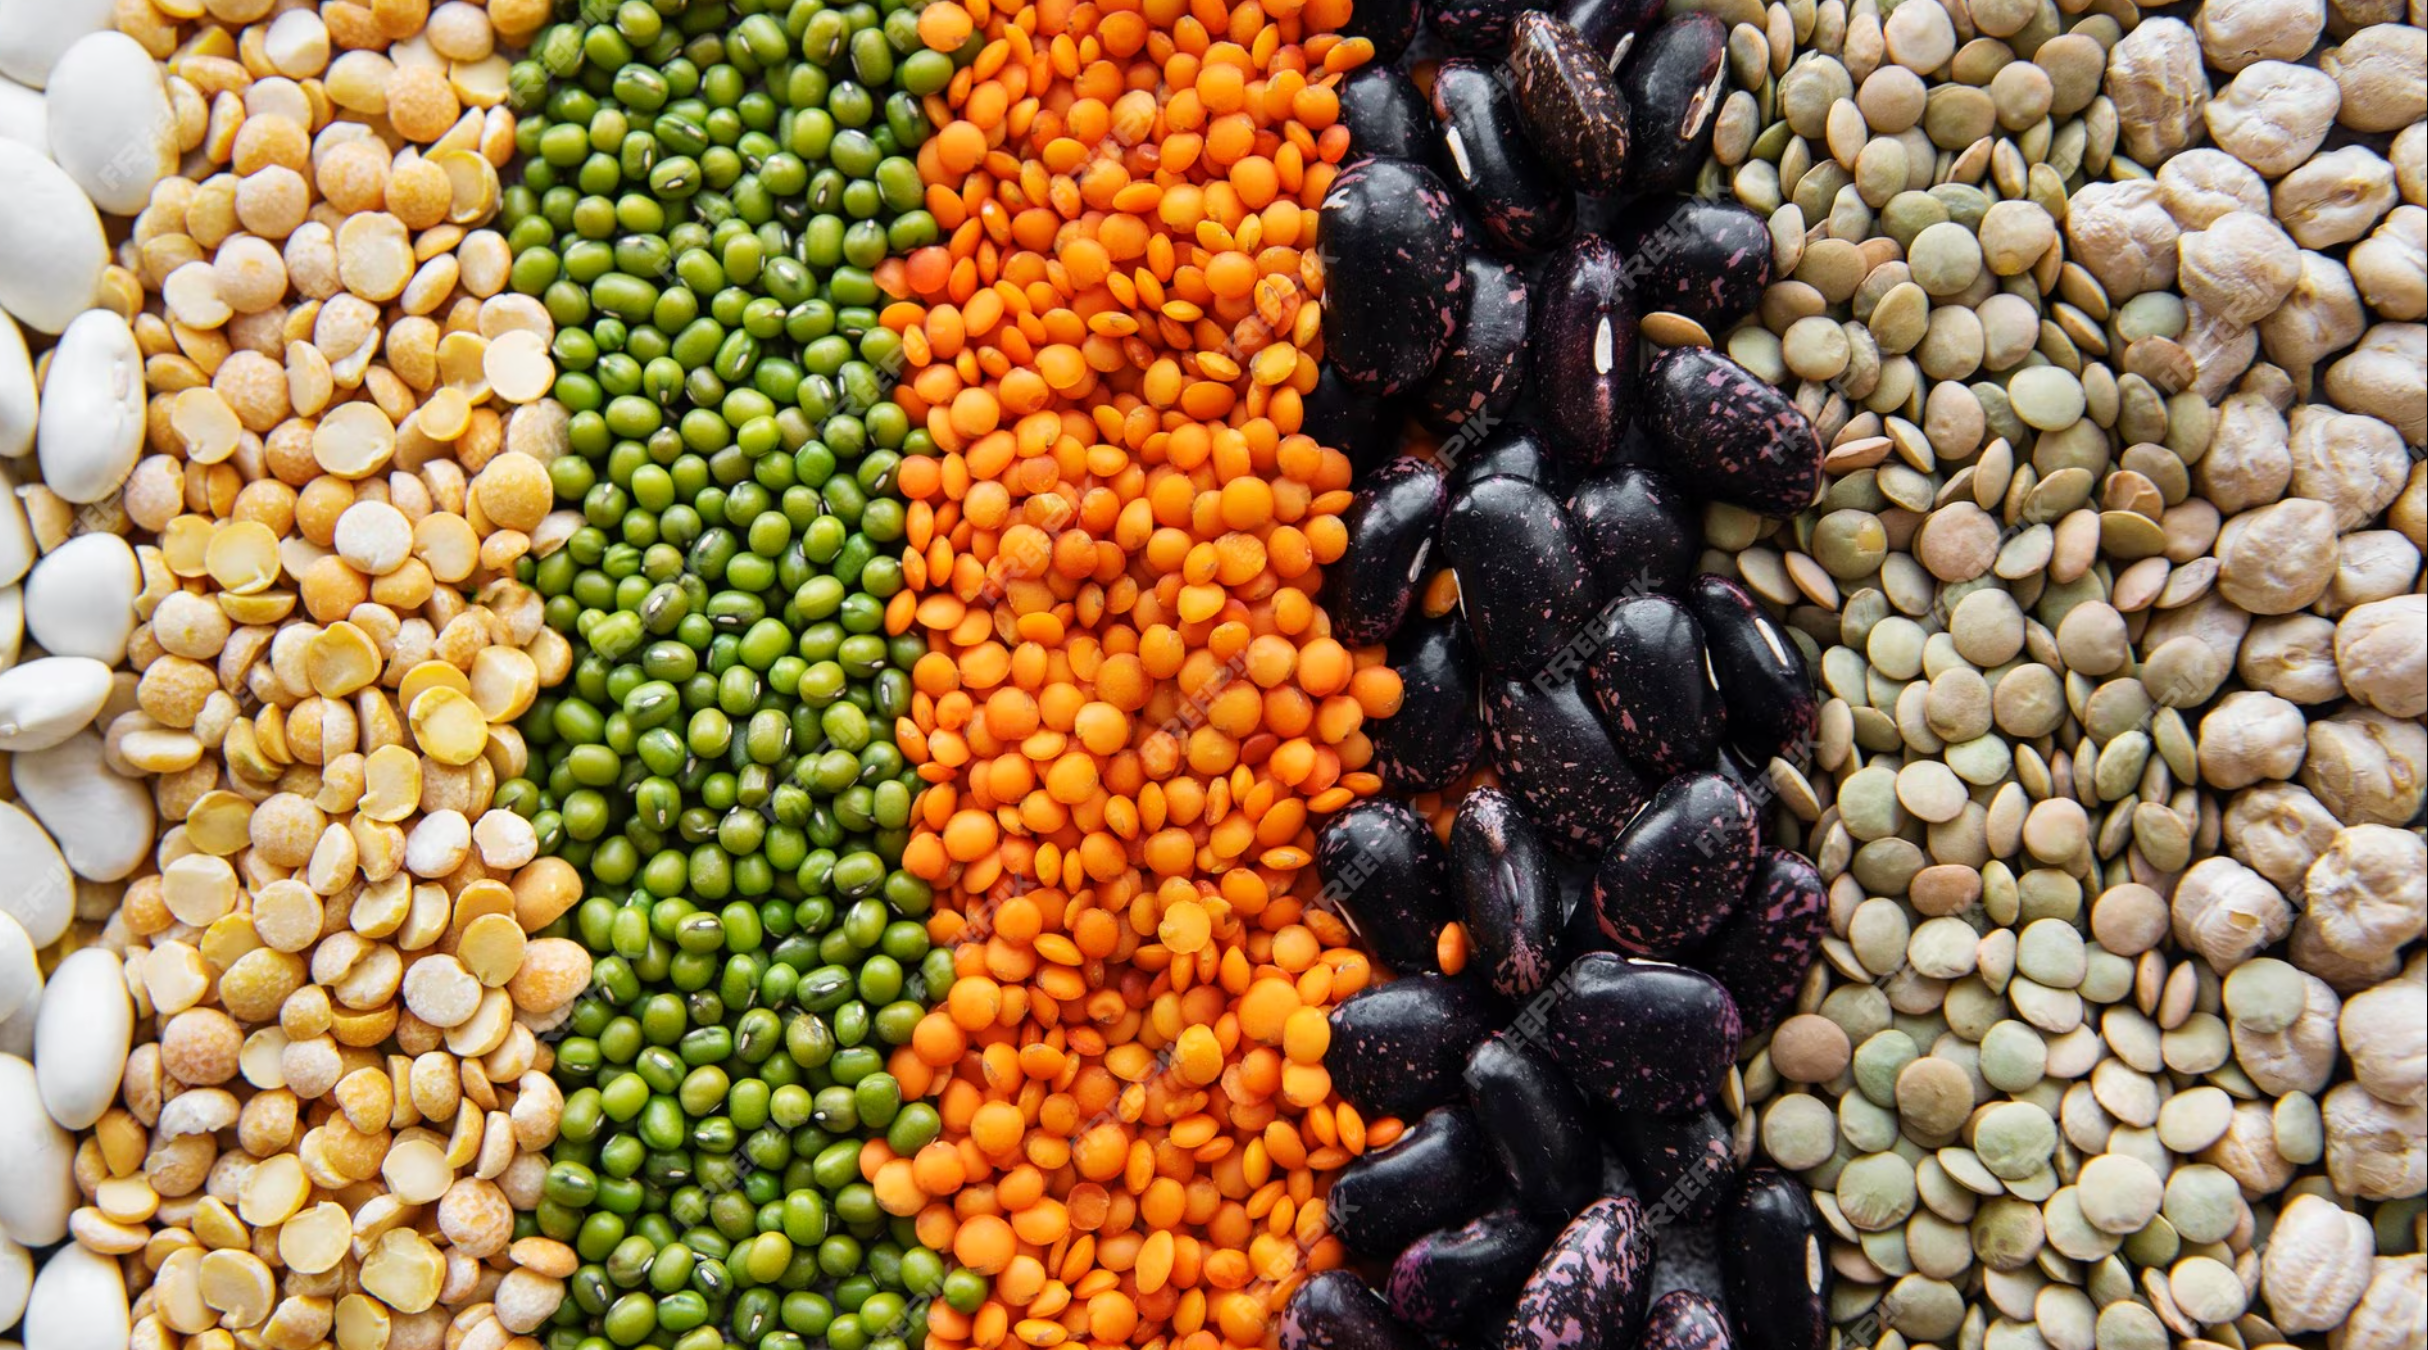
1566 466 1696 597
1428 0 1534 51
1443 475 1602 676
1556 0 1665 66
1452 421 1569 497
1430 60 1575 256
1338 65 1441 167
1370 612 1483 793
1722 1171 1832 1350
1694 847 1827 1031
1615 196 1772 332
1529 235 1638 468
1331 1107 1500 1257
1417 252 1532 436
1543 953 1741 1114
1339 0 1423 63
1506 12 1631 194
1687 573 1818 763
1389 1211 1558 1341
1326 974 1506 1120
1610 1108 1734 1227
1454 787 1563 999
1591 770 1756 957
1617 14 1728 194
1281 1272 1431 1350
1315 796 1455 975
1323 456 1446 647
1320 158 1469 395
1307 367 1405 481
1466 1032 1598 1219
1643 347 1824 515
1501 1197 1653 1350
1639 1291 1735 1350
1483 675 1648 858
1583 594 1720 778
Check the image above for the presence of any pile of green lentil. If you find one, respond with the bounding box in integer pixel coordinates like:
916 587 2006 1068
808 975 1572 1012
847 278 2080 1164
1675 0 2426 1342
491 1 971 1345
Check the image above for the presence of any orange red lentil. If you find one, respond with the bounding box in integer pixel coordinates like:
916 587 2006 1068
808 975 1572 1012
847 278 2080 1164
858 0 1418 1346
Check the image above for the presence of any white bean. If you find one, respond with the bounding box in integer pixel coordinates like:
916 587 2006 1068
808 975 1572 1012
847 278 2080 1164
32 308 141 503
0 586 23 673
21 531 133 661
0 142 101 333
0 1233 29 1329
9 729 151 882
0 656 109 753
39 32 171 215
30 947 127 1130
0 74 42 156
0 1055 72 1246
19 1242 128 1350
0 0 115 88
0 802 67 946
0 309 31 458
0 913 31 1025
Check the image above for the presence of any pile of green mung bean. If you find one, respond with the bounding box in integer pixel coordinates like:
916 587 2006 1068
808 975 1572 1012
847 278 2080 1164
491 0 975 1344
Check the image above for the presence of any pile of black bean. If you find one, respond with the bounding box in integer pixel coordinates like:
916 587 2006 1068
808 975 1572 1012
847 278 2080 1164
1284 556 1842 1350
1282 0 1871 1346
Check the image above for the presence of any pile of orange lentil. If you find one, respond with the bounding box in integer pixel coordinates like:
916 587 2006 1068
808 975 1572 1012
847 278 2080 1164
834 0 1433 1346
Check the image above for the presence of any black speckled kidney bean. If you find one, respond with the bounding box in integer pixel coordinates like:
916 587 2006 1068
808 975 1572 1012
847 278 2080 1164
1339 0 1423 63
1694 847 1827 1031
1615 196 1772 332
1452 421 1570 497
1616 14 1728 195
1556 0 1665 66
1389 1211 1558 1341
1592 769 1756 957
1643 347 1824 515
1429 60 1575 256
1306 365 1405 480
1454 786 1563 999
1370 612 1483 793
1320 158 1469 395
1466 1031 1598 1219
1315 796 1456 975
1687 572 1817 763
1639 1291 1735 1350
1282 1272 1431 1350
1544 952 1741 1114
1444 475 1603 675
1583 593 1721 778
1722 1170 1832 1350
1483 674 1648 857
1529 234 1638 468
1428 0 1535 51
1323 456 1446 647
1332 1106 1500 1257
1610 1108 1734 1227
1326 973 1507 1120
1506 11 1631 195
1417 252 1532 436
1501 1197 1653 1350
1566 465 1697 597
1339 65 1441 170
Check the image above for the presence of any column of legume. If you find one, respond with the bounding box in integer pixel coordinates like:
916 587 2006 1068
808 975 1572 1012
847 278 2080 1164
57 0 603 1340
491 3 976 1348
1696 0 2428 1343
871 5 1412 1349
